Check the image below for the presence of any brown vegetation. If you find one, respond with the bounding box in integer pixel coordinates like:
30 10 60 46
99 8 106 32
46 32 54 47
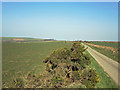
13 39 24 41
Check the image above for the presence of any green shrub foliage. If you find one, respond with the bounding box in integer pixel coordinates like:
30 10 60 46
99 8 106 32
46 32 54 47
11 42 99 88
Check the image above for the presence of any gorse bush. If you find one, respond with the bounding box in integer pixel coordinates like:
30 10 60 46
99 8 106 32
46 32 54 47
81 68 100 88
11 42 99 88
11 77 24 88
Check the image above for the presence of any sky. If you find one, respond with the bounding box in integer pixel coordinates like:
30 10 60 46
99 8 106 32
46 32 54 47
2 2 118 41
2 0 120 2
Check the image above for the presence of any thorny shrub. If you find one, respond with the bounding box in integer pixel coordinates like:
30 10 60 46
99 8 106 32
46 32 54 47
11 42 99 88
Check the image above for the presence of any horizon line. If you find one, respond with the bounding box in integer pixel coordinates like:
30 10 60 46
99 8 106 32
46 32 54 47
1 36 119 41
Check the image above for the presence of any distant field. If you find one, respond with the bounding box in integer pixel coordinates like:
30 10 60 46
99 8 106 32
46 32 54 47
2 37 42 40
89 41 118 48
2 37 58 43
2 37 44 43
2 41 72 87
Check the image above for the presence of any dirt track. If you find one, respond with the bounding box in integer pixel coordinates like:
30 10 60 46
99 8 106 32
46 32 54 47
84 45 120 87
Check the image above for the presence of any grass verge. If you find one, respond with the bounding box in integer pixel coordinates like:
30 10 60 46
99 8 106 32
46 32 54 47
86 51 118 88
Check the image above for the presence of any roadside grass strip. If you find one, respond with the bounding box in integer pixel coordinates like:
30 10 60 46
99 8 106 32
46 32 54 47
86 51 118 88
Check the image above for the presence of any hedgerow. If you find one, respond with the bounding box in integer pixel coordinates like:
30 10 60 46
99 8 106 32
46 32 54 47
10 42 99 88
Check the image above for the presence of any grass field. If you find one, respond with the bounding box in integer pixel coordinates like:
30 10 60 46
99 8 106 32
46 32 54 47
2 41 72 87
2 41 117 88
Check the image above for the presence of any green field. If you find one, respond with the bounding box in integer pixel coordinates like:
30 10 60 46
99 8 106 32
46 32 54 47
89 41 118 48
2 41 117 88
2 41 72 87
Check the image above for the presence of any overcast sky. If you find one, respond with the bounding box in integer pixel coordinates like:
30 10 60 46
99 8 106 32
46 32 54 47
2 2 118 41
